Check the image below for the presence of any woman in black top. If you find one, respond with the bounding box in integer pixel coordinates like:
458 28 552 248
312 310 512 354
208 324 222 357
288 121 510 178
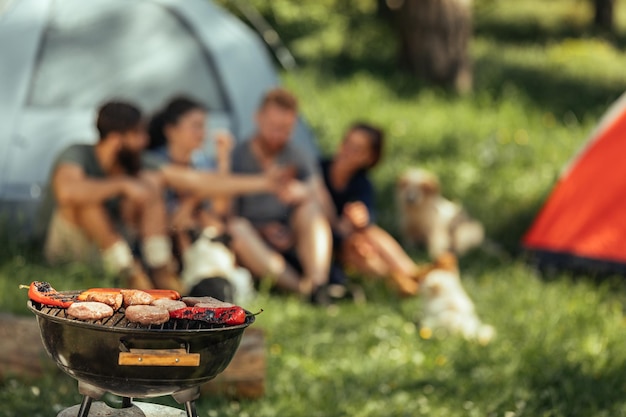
320 122 428 297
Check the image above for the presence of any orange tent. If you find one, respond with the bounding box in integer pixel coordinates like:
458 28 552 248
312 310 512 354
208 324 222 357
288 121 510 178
522 92 626 275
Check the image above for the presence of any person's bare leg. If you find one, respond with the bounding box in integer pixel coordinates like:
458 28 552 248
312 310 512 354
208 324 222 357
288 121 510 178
74 205 153 289
228 217 301 293
340 233 390 277
363 226 424 277
363 226 429 296
74 205 122 251
129 174 181 292
137 173 170 239
337 225 424 297
290 200 332 294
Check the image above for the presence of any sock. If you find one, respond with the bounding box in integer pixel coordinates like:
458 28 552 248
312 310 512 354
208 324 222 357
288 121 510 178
101 240 134 275
142 235 172 269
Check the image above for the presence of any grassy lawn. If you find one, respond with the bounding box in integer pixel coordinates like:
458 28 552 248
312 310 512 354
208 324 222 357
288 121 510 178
4 0 626 416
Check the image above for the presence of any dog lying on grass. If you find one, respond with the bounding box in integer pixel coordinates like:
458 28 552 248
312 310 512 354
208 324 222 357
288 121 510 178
418 252 495 344
396 168 485 258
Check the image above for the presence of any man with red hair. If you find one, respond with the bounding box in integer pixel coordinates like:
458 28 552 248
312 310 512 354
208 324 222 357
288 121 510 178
228 88 335 304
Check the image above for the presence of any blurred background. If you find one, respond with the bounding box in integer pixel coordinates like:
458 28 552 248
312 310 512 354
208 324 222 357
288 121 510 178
3 1 626 416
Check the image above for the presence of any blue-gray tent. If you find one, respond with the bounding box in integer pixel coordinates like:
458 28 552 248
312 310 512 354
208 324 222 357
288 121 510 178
0 0 315 238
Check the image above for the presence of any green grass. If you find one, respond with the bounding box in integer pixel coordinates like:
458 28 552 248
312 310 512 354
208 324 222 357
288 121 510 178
4 0 626 415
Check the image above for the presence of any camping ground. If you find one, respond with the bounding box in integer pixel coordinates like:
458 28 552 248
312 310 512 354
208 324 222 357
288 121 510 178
3 0 626 416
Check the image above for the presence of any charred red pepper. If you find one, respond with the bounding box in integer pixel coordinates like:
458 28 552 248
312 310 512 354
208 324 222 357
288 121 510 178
20 281 75 308
169 306 248 326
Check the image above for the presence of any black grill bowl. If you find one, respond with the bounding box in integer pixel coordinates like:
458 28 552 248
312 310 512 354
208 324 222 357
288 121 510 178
28 300 255 398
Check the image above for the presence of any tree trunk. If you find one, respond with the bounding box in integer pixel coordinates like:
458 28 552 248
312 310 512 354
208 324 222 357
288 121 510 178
396 0 473 94
593 0 615 32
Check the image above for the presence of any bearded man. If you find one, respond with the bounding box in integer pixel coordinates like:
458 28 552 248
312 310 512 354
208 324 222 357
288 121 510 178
41 101 176 290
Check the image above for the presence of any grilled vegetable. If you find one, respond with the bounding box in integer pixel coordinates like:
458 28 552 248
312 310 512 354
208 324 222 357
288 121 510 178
169 306 248 326
20 281 75 308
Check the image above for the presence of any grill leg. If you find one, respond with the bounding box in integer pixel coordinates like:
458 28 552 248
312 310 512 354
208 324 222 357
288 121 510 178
76 396 93 417
184 401 198 417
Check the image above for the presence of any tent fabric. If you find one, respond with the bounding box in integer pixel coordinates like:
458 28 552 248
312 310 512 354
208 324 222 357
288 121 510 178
522 91 626 273
28 0 227 112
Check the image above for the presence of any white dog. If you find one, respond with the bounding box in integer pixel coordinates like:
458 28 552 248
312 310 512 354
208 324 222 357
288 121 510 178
419 253 494 344
396 168 485 258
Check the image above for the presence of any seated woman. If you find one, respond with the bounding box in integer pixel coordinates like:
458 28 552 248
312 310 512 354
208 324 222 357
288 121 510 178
145 96 254 301
319 122 430 297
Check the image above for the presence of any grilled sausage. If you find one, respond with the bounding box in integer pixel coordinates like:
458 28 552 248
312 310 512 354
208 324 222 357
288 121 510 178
81 292 123 310
125 305 170 325
120 289 155 307
151 298 187 312
67 302 114 321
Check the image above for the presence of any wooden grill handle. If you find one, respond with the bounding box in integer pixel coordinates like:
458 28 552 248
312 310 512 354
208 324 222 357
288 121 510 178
118 348 200 367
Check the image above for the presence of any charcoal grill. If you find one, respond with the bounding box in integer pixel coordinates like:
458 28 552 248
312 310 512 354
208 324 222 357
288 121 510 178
27 294 255 417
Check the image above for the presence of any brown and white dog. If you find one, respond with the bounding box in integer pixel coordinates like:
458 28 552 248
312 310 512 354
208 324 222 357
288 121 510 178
396 168 485 258
419 253 495 344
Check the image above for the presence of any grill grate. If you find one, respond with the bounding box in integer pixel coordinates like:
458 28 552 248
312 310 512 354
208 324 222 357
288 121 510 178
34 303 230 331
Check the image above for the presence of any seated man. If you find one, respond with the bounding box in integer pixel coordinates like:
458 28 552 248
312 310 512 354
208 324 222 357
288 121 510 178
41 101 179 291
227 87 334 303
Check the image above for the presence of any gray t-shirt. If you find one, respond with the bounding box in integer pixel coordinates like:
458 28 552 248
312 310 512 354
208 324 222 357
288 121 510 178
231 140 318 225
36 144 120 239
